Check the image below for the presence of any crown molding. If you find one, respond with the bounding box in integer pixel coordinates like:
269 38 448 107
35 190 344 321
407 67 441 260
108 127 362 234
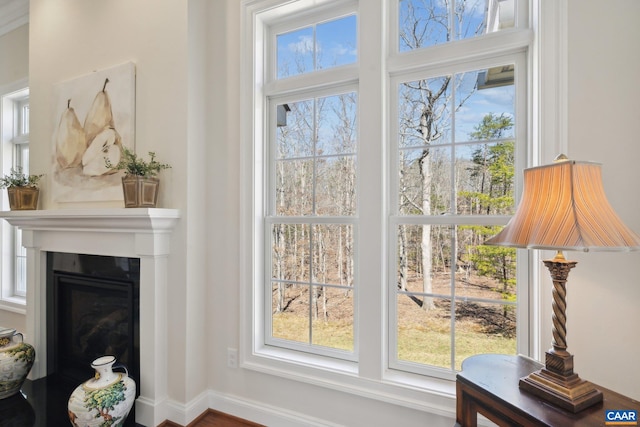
0 0 29 37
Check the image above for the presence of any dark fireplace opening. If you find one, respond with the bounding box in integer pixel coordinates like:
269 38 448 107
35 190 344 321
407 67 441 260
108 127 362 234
46 252 140 391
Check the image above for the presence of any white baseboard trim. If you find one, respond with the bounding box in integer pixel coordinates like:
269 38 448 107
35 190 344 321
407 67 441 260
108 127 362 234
158 389 458 427
138 389 334 426
206 390 343 427
162 390 211 426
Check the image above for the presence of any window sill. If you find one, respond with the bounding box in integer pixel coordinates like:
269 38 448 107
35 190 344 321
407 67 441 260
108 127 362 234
0 297 26 315
243 347 457 417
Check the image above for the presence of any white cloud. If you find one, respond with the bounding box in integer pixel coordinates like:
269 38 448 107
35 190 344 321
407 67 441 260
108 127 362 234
288 35 314 54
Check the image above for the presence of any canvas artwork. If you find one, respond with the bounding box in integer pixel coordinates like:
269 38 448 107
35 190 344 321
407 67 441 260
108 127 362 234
52 62 135 203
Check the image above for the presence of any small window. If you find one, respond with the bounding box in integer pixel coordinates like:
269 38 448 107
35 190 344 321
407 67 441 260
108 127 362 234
398 0 516 52
276 14 357 79
1 86 29 301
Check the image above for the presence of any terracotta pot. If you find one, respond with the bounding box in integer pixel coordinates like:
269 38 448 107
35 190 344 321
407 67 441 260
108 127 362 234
67 355 136 427
7 187 39 210
121 176 159 208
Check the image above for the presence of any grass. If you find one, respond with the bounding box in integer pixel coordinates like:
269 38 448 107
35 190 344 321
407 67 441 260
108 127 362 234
273 309 516 370
273 313 354 351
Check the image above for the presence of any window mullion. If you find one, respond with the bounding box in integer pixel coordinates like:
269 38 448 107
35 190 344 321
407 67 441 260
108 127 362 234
356 0 386 380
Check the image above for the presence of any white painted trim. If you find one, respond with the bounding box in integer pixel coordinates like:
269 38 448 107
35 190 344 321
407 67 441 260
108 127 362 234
207 389 354 427
162 390 211 427
529 0 568 363
0 208 180 427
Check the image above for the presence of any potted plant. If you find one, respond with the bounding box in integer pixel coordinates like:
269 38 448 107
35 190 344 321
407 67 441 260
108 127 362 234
106 146 171 208
0 167 44 210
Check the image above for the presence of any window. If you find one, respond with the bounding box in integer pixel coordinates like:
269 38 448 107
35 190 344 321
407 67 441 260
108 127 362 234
1 85 29 303
244 0 531 389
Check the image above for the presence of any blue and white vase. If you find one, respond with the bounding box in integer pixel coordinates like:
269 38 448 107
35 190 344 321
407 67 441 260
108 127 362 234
0 327 35 399
68 355 136 427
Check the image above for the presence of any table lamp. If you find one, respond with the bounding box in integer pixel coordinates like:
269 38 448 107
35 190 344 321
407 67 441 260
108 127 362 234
485 154 640 413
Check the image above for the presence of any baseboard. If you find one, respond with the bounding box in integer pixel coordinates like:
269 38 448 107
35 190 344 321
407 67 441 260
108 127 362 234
206 390 343 427
162 390 211 426
156 389 336 426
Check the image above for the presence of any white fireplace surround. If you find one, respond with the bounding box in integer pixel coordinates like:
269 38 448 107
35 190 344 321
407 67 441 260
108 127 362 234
0 208 180 427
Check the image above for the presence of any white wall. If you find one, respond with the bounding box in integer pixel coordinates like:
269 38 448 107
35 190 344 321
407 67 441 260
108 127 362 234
0 24 28 85
565 0 640 399
0 0 637 426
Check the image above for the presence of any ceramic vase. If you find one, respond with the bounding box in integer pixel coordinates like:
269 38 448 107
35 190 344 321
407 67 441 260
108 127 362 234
68 355 136 427
0 327 35 399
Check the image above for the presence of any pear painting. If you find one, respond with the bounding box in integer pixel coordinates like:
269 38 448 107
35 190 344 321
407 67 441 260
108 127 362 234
52 62 135 203
55 99 86 168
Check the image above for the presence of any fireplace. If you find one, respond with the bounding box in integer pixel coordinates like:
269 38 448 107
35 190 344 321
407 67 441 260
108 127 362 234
47 252 140 388
0 208 179 427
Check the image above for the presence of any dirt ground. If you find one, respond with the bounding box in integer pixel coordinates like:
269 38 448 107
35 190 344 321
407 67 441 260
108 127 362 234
274 270 516 338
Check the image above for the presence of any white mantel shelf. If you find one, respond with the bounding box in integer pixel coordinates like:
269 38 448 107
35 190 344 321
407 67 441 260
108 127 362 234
0 208 180 232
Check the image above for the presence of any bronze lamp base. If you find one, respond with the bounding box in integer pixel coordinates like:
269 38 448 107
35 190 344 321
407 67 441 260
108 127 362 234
519 349 602 413
518 253 603 413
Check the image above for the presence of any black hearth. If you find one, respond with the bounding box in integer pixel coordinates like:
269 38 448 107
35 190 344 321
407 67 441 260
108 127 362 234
46 252 140 390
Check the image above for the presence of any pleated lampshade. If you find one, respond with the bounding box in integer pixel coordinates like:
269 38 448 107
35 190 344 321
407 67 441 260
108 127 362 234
485 156 640 251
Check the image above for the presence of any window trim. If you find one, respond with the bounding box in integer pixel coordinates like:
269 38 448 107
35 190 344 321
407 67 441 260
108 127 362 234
387 51 530 379
240 0 560 415
0 78 29 309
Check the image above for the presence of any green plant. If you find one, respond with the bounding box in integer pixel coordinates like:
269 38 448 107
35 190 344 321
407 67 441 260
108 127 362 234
106 146 171 178
0 167 43 189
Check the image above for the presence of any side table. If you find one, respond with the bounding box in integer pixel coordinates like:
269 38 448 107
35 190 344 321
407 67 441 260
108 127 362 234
455 354 640 427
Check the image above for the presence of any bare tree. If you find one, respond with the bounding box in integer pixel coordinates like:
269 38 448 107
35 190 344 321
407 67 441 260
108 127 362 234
397 0 484 310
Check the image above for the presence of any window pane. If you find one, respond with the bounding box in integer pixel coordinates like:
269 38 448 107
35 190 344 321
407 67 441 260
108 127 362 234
316 156 356 216
456 225 516 300
396 224 517 370
275 93 357 217
311 224 354 287
270 223 354 351
316 93 357 156
455 66 515 143
311 285 354 351
21 103 29 136
398 76 452 148
272 283 310 343
272 224 310 282
316 15 357 71
277 27 314 78
399 0 515 52
457 143 516 215
397 295 452 368
397 66 516 217
275 159 313 216
398 146 452 215
277 15 357 79
454 300 516 370
277 100 314 159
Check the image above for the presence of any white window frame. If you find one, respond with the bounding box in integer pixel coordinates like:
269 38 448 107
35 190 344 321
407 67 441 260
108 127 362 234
0 80 29 308
241 0 561 413
387 52 529 380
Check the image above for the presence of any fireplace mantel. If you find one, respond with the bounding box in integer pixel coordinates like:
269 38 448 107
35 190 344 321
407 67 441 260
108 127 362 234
0 208 180 427
0 207 180 232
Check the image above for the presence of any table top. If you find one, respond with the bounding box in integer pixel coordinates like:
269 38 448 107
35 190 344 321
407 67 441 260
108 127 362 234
457 354 640 426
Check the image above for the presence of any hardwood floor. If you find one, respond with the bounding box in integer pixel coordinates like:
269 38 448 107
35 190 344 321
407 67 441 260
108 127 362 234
160 409 266 427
